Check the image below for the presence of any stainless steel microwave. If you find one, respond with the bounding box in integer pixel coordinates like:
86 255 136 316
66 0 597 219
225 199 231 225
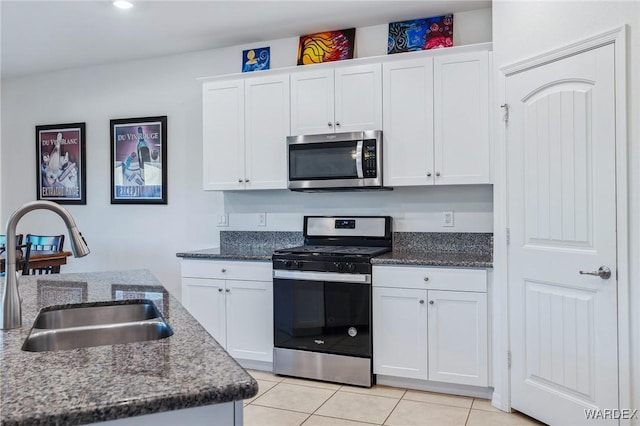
287 130 384 191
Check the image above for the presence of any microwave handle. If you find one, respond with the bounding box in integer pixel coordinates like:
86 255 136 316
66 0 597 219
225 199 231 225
355 141 364 178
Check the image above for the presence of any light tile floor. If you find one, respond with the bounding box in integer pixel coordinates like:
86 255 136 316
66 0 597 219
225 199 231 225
245 370 547 426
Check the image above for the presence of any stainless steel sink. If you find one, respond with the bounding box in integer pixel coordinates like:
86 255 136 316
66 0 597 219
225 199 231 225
22 300 173 352
33 300 162 329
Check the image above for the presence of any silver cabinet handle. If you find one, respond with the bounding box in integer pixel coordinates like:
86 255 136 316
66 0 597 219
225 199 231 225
427 172 432 177
429 300 434 305
218 288 223 293
221 268 227 273
245 179 250 183
435 172 441 177
225 289 230 293
336 121 341 126
579 266 611 280
238 178 243 183
419 300 425 304
423 277 429 282
328 122 333 127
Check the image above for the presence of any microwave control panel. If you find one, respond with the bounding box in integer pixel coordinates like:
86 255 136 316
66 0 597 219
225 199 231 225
363 141 377 178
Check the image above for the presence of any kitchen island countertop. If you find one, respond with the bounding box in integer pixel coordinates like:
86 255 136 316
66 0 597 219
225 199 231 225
0 270 257 426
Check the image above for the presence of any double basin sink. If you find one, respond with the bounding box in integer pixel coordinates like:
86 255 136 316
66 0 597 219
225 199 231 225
22 300 174 352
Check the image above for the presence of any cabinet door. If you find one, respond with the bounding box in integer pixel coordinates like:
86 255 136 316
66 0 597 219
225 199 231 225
225 279 273 363
383 58 434 186
245 75 290 190
373 287 428 380
334 64 382 133
434 51 490 184
290 69 335 135
427 290 488 386
202 80 245 190
182 277 227 347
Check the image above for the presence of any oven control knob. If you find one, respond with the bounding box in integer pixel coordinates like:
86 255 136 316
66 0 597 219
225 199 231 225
346 263 356 273
284 260 293 268
334 262 345 272
294 261 304 269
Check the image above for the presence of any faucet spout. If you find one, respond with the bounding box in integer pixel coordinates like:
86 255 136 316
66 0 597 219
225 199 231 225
1 201 90 330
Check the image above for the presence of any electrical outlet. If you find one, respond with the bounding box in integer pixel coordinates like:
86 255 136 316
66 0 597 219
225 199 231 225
217 213 229 227
442 211 454 227
257 212 267 227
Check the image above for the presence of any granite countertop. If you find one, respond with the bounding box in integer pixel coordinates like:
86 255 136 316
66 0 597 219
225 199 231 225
0 270 257 426
371 250 493 268
176 246 276 261
176 231 304 262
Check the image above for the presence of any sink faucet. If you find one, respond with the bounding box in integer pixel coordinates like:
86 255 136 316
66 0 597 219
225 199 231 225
1 201 90 330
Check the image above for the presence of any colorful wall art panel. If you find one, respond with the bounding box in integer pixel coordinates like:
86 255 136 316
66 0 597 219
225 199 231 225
242 47 270 72
297 28 356 65
388 14 454 54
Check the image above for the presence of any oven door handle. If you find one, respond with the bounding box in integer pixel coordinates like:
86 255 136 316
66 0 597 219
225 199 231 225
355 140 364 178
273 269 371 284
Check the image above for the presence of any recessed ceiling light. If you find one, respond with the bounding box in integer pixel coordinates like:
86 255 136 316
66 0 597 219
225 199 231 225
113 1 134 10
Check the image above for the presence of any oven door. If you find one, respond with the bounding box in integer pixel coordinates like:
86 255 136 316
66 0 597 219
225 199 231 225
273 270 371 358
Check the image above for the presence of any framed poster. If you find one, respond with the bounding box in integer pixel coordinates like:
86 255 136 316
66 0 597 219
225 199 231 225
110 116 167 204
36 122 86 205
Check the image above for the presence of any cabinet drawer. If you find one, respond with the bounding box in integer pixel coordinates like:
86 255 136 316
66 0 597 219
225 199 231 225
181 259 272 281
373 265 487 292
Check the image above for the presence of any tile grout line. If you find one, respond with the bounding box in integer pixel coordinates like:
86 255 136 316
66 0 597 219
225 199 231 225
463 399 474 426
380 388 407 426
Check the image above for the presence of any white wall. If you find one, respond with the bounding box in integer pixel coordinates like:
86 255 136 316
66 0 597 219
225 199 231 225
0 8 492 299
492 0 640 419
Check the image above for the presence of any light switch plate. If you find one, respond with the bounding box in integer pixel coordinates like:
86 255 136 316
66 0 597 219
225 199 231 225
217 213 229 227
442 211 454 227
257 212 267 227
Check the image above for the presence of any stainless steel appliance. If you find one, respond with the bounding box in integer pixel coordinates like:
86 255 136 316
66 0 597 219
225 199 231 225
272 216 391 387
287 130 385 191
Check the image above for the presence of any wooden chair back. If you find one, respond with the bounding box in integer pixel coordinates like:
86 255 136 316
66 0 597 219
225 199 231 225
24 234 65 274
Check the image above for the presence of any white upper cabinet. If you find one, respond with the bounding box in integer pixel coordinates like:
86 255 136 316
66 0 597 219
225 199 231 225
434 50 490 184
202 80 245 191
290 63 382 135
244 75 290 189
383 58 435 186
383 48 491 186
202 74 289 191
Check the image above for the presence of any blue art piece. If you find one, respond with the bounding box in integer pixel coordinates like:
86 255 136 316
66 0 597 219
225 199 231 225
242 47 270 72
388 15 454 54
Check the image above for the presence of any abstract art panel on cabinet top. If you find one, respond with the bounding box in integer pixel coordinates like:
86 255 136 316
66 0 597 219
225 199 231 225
388 14 454 54
297 28 356 65
242 47 270 72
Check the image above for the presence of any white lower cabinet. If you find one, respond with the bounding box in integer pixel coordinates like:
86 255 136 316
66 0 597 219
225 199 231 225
181 260 273 365
373 287 428 379
372 265 489 387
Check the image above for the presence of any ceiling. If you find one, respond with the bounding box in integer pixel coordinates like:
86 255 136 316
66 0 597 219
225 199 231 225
1 0 490 78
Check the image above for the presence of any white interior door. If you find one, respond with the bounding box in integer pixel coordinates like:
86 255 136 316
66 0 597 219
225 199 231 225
507 44 618 425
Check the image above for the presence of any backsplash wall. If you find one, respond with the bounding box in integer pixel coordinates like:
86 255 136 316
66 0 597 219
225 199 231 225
222 185 493 232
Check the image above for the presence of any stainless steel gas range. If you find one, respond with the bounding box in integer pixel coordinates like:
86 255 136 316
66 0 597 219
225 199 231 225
272 216 392 387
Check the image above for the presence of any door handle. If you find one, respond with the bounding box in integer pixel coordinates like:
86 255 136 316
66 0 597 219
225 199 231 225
579 266 611 280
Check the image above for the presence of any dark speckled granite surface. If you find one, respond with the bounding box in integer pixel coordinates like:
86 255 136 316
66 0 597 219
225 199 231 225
372 232 493 268
0 270 257 426
176 231 492 268
176 231 303 261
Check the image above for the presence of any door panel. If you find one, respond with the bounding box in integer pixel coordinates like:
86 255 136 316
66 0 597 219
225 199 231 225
507 44 617 425
182 278 226 346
